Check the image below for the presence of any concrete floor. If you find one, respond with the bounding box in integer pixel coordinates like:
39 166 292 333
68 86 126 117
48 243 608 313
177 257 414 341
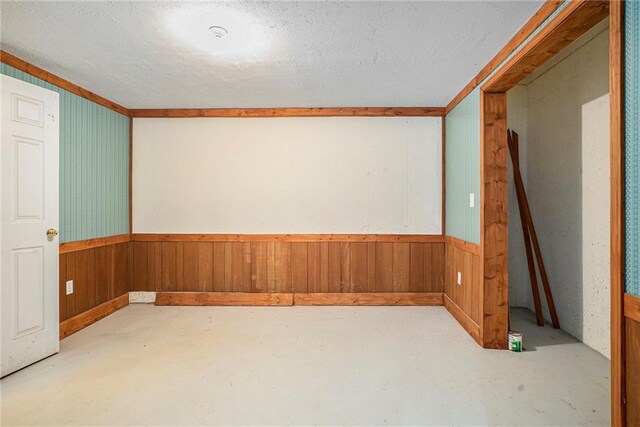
1 306 610 426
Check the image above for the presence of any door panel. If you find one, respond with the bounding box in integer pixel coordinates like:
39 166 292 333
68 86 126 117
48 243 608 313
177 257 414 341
1 75 59 377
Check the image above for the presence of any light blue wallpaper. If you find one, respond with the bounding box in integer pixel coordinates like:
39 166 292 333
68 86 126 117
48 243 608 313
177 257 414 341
1 64 129 243
445 1 569 244
445 88 480 242
625 0 639 297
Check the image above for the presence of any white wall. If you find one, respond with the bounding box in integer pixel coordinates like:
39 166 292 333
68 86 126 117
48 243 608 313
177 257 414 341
133 117 442 234
507 28 610 357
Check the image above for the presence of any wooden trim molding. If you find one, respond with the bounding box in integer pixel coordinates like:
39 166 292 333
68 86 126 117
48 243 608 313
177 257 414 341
1 50 130 116
130 107 445 118
610 1 626 424
59 234 131 254
445 0 564 113
132 233 446 243
445 236 481 256
294 292 443 306
625 294 640 324
480 91 508 350
155 292 294 306
59 293 129 339
482 0 609 93
443 294 481 345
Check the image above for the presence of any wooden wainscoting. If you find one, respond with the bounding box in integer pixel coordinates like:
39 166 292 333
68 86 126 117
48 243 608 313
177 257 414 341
59 241 132 326
131 235 445 294
444 236 482 344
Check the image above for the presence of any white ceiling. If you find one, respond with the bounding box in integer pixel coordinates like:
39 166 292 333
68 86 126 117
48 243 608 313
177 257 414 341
1 1 544 109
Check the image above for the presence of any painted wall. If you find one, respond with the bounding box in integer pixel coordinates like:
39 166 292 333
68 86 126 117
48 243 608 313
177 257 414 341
444 2 570 245
133 117 442 234
507 30 610 357
625 0 640 297
0 64 129 243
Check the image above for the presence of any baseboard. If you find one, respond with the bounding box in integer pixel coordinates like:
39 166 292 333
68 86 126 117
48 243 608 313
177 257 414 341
155 292 294 306
59 293 129 339
443 294 482 345
294 292 444 306
153 292 444 306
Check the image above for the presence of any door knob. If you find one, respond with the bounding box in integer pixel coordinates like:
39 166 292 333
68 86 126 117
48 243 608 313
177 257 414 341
46 228 58 238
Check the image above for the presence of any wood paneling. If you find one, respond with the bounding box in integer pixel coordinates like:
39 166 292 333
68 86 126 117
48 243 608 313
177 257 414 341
59 234 130 254
59 242 132 322
482 0 609 93
132 237 444 294
445 0 564 113
444 241 482 326
294 293 443 306
59 294 129 339
155 292 293 306
625 293 640 324
445 236 481 256
132 233 444 243
130 107 445 118
1 50 130 116
626 317 640 426
480 91 508 349
610 1 626 424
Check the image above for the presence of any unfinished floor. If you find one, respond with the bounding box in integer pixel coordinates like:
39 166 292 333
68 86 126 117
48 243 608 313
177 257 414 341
1 306 609 426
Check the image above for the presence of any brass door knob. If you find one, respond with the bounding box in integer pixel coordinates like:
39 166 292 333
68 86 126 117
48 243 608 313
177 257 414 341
46 228 58 238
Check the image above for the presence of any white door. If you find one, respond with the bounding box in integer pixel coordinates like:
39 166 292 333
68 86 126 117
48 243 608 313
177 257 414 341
1 75 59 377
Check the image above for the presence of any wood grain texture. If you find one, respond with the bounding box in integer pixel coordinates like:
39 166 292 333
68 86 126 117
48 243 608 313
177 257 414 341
480 92 508 349
445 236 481 256
445 0 564 113
624 293 640 324
444 241 482 326
626 318 640 426
155 292 293 306
0 50 130 116
132 234 445 243
294 293 443 306
482 0 609 93
132 239 444 294
59 293 129 339
443 294 481 346
59 242 132 321
610 1 625 424
130 107 445 118
59 234 131 254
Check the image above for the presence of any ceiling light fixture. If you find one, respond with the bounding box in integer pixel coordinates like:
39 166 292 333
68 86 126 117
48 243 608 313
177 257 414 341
167 6 270 62
209 25 228 39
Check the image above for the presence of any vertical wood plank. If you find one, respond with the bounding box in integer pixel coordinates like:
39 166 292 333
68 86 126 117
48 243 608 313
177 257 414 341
392 243 410 292
153 242 162 293
243 242 252 292
350 243 369 292
252 242 268 293
133 242 148 292
375 242 393 292
146 242 156 291
65 253 76 317
409 243 424 292
182 242 199 291
292 243 308 293
274 242 292 292
341 242 352 292
212 243 226 291
307 242 321 293
367 242 376 293
481 91 509 349
176 242 184 291
94 245 111 302
231 243 245 292
197 243 213 292
74 250 90 315
266 242 276 292
327 243 342 293
161 242 177 292
224 242 233 291
431 243 445 293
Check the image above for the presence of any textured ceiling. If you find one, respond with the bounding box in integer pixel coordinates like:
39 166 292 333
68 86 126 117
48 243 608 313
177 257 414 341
1 1 544 108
